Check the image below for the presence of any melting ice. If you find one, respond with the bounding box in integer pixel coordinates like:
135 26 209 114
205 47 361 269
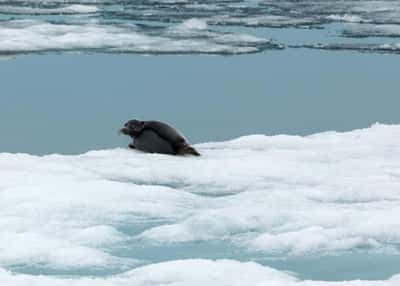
1 0 400 55
1 124 400 284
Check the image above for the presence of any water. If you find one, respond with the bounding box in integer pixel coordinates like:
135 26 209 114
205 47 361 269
1 48 400 154
1 1 400 285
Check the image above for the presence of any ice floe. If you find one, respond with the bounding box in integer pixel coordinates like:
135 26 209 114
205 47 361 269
0 19 278 55
0 4 98 15
299 43 400 54
1 124 400 277
343 24 400 38
326 14 365 23
1 0 400 55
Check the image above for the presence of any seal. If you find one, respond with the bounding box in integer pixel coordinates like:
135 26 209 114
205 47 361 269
120 119 200 156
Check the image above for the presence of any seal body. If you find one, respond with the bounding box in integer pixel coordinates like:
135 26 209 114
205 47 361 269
134 129 175 154
120 120 200 156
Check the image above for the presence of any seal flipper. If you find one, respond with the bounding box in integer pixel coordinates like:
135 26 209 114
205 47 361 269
177 145 201 156
129 143 135 149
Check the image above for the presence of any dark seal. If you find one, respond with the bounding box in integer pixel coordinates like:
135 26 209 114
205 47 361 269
120 119 200 156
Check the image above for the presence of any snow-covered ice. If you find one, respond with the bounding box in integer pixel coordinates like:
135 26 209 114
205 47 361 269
0 124 399 284
0 19 277 55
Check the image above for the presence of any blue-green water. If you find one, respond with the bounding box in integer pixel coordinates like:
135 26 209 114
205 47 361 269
1 47 399 154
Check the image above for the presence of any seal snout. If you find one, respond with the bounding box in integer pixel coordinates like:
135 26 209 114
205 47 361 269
119 127 130 135
120 120 145 137
120 121 134 136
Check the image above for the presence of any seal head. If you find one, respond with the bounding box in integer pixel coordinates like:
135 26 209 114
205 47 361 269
120 119 145 137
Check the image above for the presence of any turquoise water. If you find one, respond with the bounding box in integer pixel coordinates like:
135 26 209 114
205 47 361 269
9 242 400 281
1 47 399 154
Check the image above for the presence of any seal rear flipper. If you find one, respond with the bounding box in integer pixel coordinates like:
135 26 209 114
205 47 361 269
177 145 201 156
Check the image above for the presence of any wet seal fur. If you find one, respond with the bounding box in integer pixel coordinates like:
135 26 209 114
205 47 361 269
120 119 200 156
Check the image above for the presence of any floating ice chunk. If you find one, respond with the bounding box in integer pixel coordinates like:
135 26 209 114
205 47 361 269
300 42 400 54
175 18 208 31
380 43 400 50
326 14 364 23
0 19 277 55
184 3 222 11
261 0 400 27
167 19 276 50
0 4 98 15
208 14 321 28
350 1 400 13
343 24 400 38
63 4 99 13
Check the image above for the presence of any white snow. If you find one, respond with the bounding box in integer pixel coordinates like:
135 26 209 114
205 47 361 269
0 124 400 282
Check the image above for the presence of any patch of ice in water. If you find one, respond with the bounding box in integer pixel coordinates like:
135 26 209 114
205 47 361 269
343 24 400 37
65 4 98 13
326 14 365 23
0 259 400 286
207 14 321 28
350 1 400 13
0 19 277 55
262 1 400 20
184 3 223 11
300 42 400 54
0 4 98 15
174 18 208 31
168 18 274 48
